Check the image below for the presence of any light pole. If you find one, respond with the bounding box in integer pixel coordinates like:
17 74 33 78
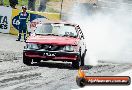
60 0 64 20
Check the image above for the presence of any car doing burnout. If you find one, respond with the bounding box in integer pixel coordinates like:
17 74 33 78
23 22 87 68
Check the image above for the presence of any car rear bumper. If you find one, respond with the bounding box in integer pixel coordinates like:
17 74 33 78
23 49 80 61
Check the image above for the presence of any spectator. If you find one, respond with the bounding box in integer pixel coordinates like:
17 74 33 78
0 0 4 5
28 0 36 11
9 0 18 9
38 0 47 12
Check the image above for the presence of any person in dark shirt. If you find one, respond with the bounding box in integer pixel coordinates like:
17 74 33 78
0 0 4 5
9 0 18 9
38 0 47 12
28 0 36 11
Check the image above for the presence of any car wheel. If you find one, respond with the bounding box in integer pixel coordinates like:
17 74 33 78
81 54 85 66
23 53 32 66
81 49 87 66
72 56 81 69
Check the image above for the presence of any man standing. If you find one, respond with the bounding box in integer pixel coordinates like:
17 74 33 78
38 0 47 12
16 6 30 42
9 0 18 9
28 0 36 11
0 0 4 5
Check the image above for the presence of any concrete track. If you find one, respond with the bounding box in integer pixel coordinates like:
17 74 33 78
0 33 132 90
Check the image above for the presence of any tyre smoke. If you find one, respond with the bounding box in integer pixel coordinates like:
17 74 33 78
67 0 132 65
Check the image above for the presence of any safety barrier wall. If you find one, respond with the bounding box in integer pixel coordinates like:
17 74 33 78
0 6 12 33
10 9 60 35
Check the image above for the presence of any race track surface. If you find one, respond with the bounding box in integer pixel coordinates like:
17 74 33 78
0 33 132 90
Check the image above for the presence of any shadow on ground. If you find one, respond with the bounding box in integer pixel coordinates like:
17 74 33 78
29 61 93 70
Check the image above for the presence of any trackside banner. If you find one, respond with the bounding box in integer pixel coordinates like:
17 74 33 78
0 6 12 33
12 13 47 33
10 9 60 35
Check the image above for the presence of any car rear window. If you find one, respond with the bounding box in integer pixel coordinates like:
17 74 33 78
35 23 77 38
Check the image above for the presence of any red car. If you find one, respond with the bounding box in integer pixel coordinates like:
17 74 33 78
23 22 87 68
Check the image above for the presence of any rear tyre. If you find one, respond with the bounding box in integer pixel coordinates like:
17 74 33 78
23 53 32 66
72 56 81 69
81 49 87 66
81 53 85 66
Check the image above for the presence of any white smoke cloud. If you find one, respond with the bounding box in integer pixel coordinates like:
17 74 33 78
67 0 132 65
